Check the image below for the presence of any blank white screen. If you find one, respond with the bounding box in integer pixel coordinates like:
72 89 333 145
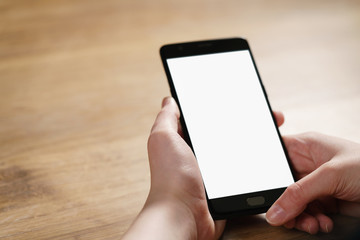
167 50 294 200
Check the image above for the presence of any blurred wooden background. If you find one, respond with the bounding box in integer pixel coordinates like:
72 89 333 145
0 0 359 239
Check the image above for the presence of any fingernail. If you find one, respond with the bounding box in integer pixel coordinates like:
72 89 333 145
162 97 171 107
266 204 286 225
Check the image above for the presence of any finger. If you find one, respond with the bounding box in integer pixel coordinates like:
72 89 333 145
151 97 180 134
214 220 227 239
293 212 319 234
283 219 295 229
281 135 317 178
282 132 347 169
281 133 346 180
163 97 184 137
177 119 184 138
315 213 333 233
273 111 284 127
306 201 334 233
266 163 338 226
338 200 360 217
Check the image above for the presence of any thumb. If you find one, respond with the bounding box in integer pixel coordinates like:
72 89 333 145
266 163 338 226
150 97 180 134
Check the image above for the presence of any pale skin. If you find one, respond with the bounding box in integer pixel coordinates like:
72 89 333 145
122 96 226 240
266 132 360 234
123 97 360 239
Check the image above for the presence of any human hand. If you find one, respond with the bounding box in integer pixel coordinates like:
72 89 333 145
266 132 360 234
123 97 285 240
123 96 226 240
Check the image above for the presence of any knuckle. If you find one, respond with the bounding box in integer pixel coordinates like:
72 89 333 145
320 161 340 179
285 182 306 206
318 162 340 193
320 161 338 173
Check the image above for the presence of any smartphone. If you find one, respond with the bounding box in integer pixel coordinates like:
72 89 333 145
160 38 294 219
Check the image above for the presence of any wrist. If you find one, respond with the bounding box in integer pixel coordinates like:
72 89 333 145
123 195 197 240
146 195 198 239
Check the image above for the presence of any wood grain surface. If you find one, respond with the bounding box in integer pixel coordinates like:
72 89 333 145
0 0 359 239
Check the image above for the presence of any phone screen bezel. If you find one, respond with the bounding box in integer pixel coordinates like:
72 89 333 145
160 38 294 219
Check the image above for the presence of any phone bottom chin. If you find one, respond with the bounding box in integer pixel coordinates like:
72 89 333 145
210 206 270 220
207 187 286 220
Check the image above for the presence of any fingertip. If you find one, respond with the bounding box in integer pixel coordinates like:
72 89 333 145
273 110 285 127
307 202 334 233
214 219 227 239
151 97 180 134
266 204 287 226
295 213 319 235
318 214 334 233
307 223 319 235
324 222 333 233
161 96 173 108
161 97 179 116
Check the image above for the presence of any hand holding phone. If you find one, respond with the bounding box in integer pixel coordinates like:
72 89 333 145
160 38 294 219
124 96 288 239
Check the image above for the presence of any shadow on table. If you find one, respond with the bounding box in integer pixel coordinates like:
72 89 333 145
221 214 360 240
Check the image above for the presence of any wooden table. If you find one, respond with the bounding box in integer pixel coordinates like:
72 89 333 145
1 0 359 239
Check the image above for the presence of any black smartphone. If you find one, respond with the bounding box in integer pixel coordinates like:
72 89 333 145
160 38 294 219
